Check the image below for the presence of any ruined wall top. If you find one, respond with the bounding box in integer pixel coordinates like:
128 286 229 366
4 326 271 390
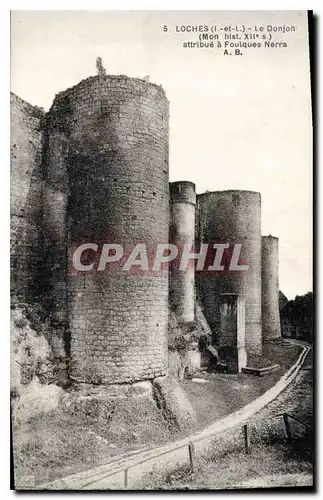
170 181 196 206
50 74 168 111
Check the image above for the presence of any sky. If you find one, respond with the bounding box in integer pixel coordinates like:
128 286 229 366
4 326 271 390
10 10 312 299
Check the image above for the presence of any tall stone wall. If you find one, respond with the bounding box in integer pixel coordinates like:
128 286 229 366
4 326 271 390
196 190 262 355
44 75 169 384
42 118 69 324
12 77 278 384
262 235 281 340
10 93 44 301
169 181 196 324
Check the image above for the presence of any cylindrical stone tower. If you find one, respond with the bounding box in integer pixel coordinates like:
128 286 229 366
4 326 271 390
169 181 196 324
196 190 262 355
44 75 169 384
261 235 281 340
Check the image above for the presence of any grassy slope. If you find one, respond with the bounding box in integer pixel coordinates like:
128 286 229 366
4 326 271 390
13 396 174 486
182 342 302 428
142 441 312 490
140 349 313 490
13 341 303 488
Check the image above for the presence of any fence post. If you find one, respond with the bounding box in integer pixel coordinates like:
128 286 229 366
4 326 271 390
188 442 196 472
283 413 293 441
124 468 128 489
243 424 250 454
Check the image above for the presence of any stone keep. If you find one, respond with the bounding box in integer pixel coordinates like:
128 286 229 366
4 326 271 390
43 75 170 384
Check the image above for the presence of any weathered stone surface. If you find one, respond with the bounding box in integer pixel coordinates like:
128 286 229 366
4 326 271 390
169 181 196 324
219 294 247 373
59 380 172 445
42 75 170 384
127 380 153 397
196 190 262 355
10 93 44 301
153 376 196 430
12 378 65 424
262 236 281 340
168 308 211 379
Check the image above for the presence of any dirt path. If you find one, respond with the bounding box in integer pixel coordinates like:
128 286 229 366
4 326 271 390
252 346 312 424
35 340 311 490
182 341 303 429
146 346 313 490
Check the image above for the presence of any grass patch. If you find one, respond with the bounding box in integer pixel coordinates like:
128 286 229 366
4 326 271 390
13 394 174 487
12 341 305 488
140 354 313 490
141 440 312 490
181 341 302 428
